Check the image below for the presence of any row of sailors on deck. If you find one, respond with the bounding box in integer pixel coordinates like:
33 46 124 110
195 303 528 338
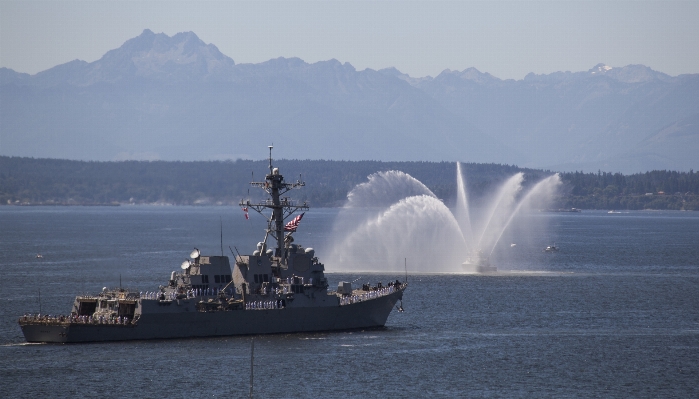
22 313 73 322
21 314 130 325
245 300 284 310
141 292 162 300
185 288 233 298
140 288 235 300
73 314 130 325
339 285 396 306
285 276 314 285
21 313 55 321
141 291 184 300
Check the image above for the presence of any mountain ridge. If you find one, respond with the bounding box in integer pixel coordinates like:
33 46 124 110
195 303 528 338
2 30 687 86
1 30 697 173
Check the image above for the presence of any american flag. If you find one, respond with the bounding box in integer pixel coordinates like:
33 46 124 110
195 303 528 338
284 212 305 232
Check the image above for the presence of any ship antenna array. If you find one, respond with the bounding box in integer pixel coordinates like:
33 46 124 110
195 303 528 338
268 145 273 174
240 146 309 260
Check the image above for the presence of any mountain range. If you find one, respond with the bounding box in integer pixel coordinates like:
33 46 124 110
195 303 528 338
1 29 697 173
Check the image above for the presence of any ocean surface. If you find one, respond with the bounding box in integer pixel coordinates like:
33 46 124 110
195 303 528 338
1 206 698 398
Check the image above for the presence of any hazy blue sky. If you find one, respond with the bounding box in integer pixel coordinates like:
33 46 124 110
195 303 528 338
1 1 698 80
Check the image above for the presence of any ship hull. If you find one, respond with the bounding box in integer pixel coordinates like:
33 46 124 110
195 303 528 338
20 288 404 343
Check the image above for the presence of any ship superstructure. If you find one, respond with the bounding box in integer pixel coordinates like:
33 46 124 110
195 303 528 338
19 147 406 343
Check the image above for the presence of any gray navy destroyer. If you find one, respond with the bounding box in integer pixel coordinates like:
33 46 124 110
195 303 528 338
19 147 406 343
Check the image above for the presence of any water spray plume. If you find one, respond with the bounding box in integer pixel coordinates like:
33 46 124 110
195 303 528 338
488 174 561 257
455 162 474 251
474 172 524 253
346 170 436 209
329 167 560 273
331 195 466 273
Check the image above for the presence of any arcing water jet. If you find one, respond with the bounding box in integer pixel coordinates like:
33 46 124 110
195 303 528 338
328 167 560 273
456 164 561 272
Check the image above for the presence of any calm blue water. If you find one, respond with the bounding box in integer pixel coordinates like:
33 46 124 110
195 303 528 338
1 207 698 398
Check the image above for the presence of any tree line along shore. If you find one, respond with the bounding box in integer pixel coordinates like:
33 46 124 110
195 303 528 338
1 157 698 211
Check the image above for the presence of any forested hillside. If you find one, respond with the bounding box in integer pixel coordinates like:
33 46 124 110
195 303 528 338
559 170 699 210
1 157 698 210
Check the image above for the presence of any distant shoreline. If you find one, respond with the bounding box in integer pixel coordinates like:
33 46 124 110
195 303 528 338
2 157 698 211
1 203 696 211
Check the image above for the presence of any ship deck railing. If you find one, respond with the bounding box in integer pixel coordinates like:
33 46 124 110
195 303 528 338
339 284 402 306
140 288 234 301
245 300 285 310
19 314 136 326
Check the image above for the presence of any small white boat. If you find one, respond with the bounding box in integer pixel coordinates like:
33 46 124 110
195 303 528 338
544 245 558 253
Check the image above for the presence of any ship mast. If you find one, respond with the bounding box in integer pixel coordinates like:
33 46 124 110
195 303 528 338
241 146 308 261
